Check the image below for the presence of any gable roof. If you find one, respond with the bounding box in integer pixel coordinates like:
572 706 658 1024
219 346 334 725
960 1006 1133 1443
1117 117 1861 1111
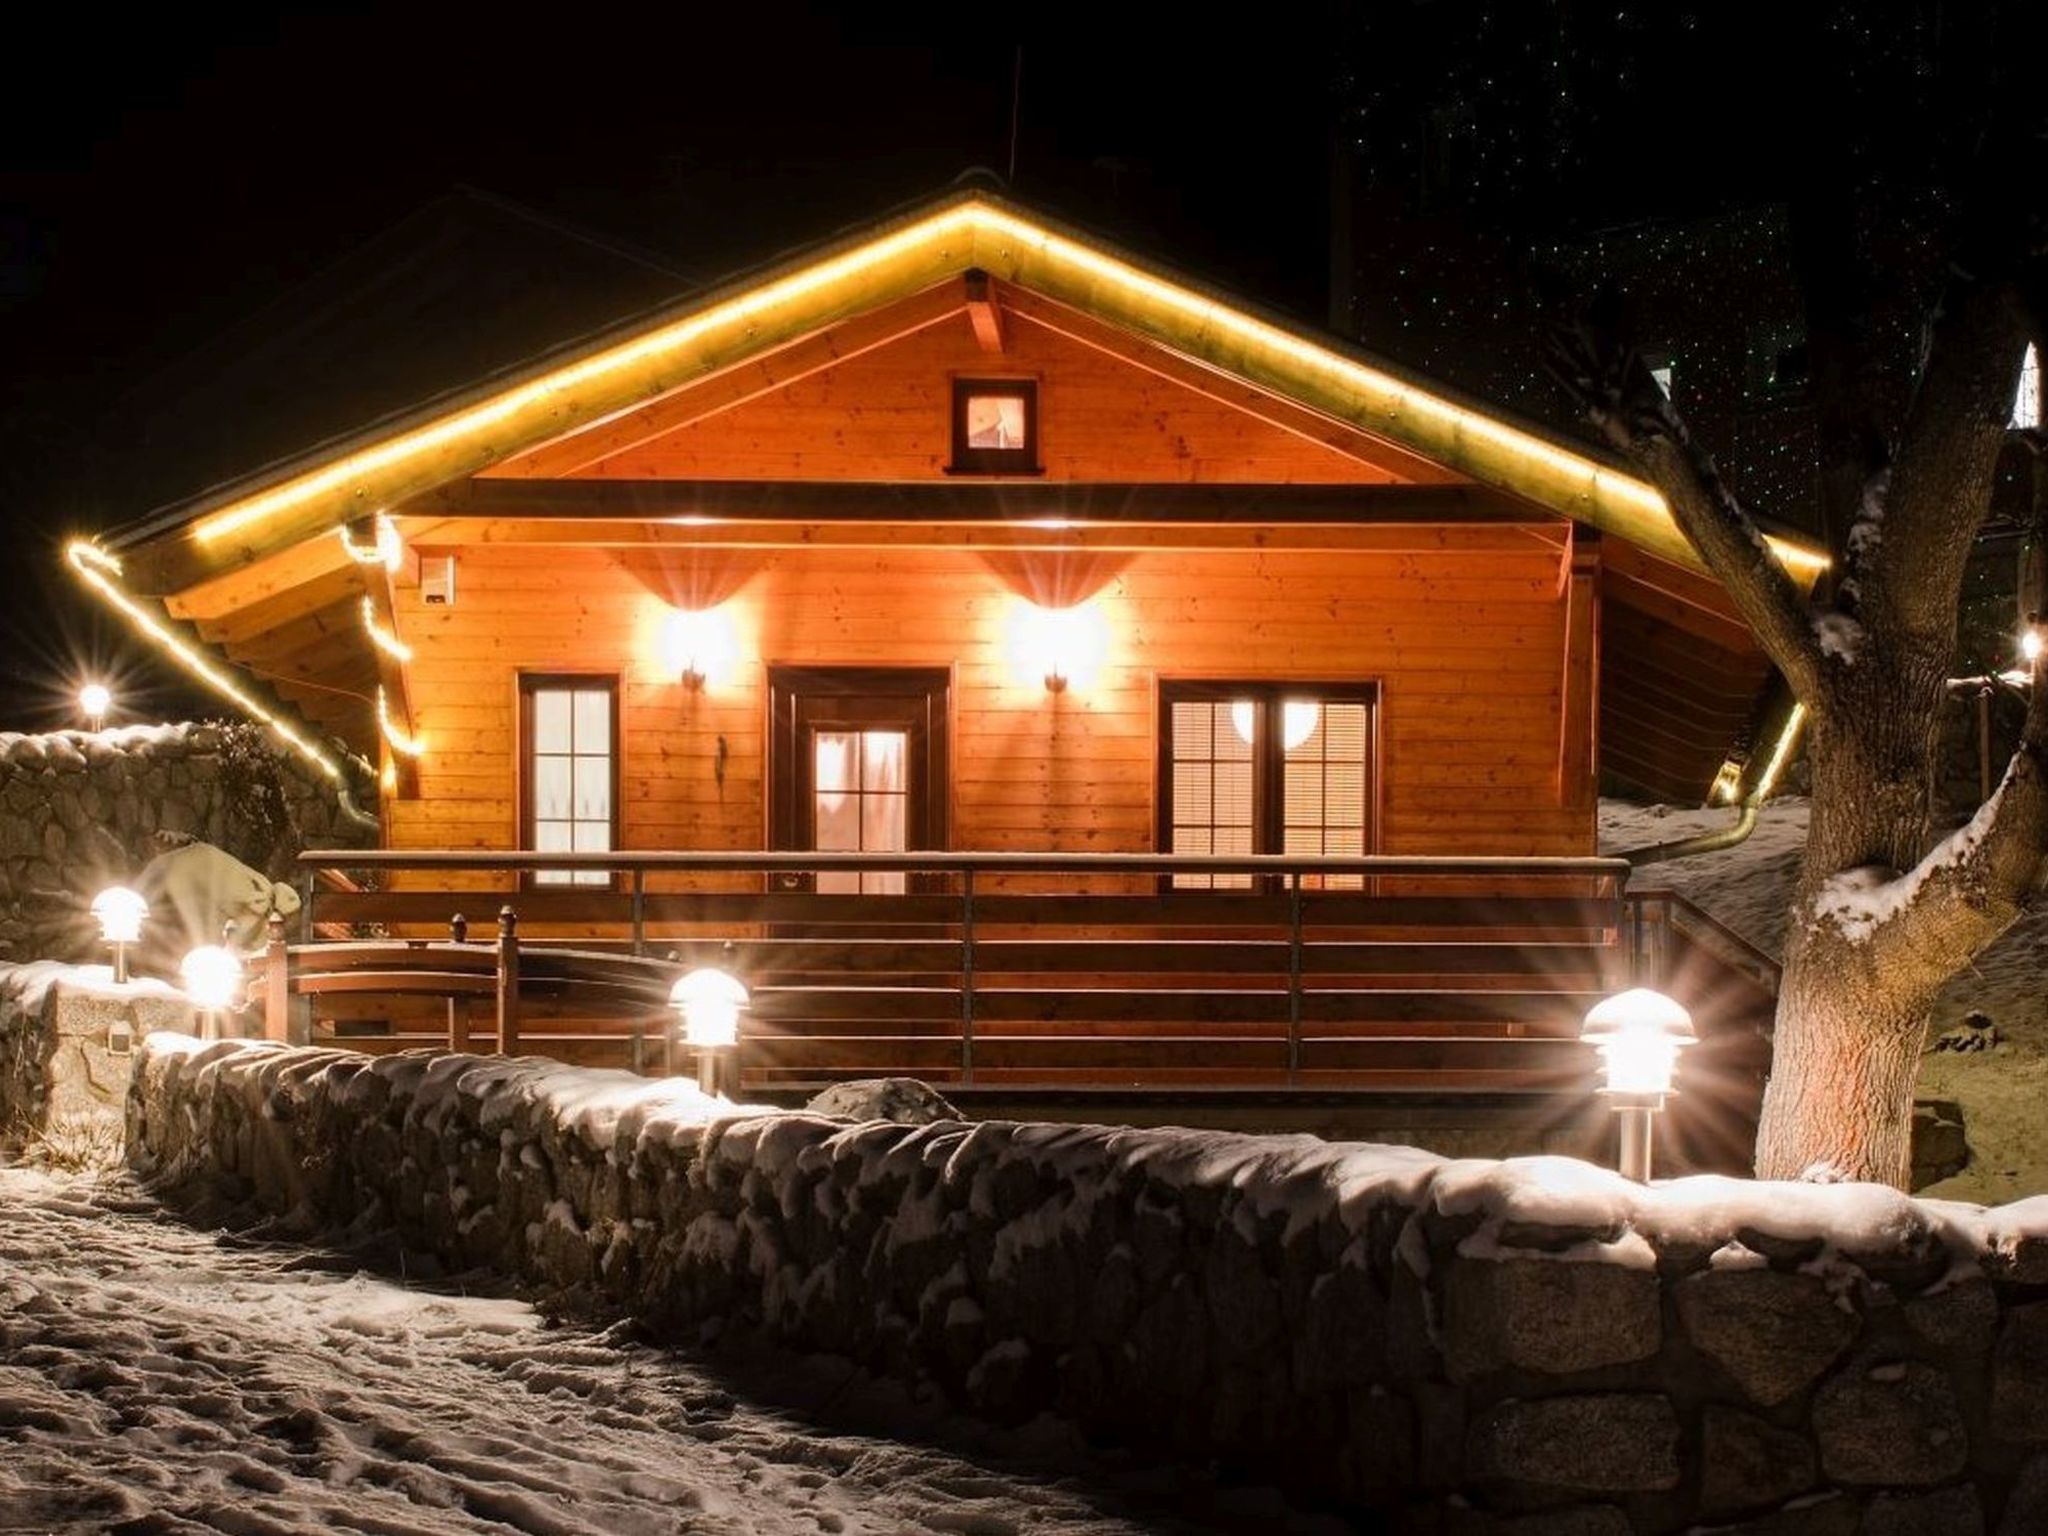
92 187 1825 597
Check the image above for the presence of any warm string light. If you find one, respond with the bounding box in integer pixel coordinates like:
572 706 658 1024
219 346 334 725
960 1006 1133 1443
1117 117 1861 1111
338 513 404 570
64 542 356 784
377 686 426 758
361 595 414 663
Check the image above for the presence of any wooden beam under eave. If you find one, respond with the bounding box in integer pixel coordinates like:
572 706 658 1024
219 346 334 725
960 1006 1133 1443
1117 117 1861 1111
166 536 358 622
397 479 1554 527
965 269 1005 353
403 515 1571 556
1557 525 1600 812
487 280 972 482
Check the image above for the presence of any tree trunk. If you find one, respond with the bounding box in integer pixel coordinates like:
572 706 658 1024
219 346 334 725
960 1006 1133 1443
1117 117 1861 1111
1753 932 1932 1185
1750 659 1953 1185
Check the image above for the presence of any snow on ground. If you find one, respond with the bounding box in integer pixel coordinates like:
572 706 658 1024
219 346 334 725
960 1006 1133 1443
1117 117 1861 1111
0 1166 1347 1536
1601 797 2048 1203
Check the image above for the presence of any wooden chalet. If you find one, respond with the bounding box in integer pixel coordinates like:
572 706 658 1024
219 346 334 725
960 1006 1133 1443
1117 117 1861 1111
73 190 1815 1162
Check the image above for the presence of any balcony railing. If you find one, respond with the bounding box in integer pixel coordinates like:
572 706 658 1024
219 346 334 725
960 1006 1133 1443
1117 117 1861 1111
294 847 1636 1094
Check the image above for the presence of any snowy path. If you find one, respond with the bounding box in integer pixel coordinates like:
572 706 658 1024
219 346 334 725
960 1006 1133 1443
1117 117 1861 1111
0 1169 1347 1536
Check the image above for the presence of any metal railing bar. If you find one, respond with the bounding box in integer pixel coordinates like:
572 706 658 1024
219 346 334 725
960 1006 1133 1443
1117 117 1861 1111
302 848 1633 879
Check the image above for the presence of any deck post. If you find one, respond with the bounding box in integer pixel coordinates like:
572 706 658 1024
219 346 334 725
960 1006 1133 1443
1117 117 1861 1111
630 869 646 957
1287 875 1304 1083
449 909 471 1050
496 905 521 1056
960 867 976 1087
263 911 290 1042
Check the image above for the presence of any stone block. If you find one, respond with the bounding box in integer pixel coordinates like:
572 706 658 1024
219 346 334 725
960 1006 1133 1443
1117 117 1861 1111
1814 1357 1969 1486
1992 1304 2048 1445
1677 1268 1859 1405
1700 1404 1817 1515
1466 1393 1680 1493
1443 1256 1660 1380
1861 1485 1983 1536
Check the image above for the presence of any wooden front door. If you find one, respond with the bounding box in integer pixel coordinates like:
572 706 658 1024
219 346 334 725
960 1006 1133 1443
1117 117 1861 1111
769 667 950 890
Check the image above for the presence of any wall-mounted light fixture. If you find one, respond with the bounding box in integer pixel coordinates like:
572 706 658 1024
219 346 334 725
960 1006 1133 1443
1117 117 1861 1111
1012 600 1106 694
1581 987 1697 1181
660 605 736 691
2022 613 2042 666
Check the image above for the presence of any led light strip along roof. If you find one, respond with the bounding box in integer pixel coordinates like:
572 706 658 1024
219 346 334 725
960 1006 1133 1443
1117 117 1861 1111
65 542 360 783
172 196 1826 584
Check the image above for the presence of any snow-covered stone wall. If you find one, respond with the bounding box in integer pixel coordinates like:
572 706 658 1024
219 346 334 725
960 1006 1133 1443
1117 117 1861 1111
0 964 193 1153
129 1038 2048 1533
0 722 370 963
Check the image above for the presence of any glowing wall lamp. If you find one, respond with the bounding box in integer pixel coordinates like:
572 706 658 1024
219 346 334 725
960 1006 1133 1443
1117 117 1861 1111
1582 987 1696 1181
2022 613 2042 666
1014 600 1107 693
180 944 245 1040
79 682 112 733
670 967 748 1096
660 605 736 691
91 886 148 984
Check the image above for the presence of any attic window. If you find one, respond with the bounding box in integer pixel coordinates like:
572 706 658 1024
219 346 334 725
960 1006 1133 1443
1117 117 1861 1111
950 379 1039 474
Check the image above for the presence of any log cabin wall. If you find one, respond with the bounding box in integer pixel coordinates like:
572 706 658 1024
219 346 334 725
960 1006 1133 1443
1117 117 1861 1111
381 531 1592 864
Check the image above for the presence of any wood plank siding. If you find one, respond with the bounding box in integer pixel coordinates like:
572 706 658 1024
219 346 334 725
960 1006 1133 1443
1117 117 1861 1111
382 537 1591 861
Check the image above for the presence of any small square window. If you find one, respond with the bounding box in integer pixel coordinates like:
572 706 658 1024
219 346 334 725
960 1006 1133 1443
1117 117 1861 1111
950 379 1039 474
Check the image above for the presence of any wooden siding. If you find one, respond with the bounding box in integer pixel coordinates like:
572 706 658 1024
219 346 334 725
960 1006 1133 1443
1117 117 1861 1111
382 536 1592 861
530 309 1418 485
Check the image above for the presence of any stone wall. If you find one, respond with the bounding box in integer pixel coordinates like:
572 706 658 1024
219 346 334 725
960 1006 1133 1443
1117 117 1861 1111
0 965 193 1154
129 1038 2048 1534
0 721 372 962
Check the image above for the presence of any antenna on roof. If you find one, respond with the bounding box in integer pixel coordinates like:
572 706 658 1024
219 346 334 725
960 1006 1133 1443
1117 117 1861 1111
1007 46 1024 185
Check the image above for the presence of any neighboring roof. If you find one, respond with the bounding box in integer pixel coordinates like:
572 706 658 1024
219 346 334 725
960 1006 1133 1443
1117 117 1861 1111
100 188 699 526
93 186 1828 596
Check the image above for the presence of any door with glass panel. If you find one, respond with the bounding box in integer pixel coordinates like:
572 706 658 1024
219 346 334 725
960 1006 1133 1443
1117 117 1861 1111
768 667 950 892
1158 681 1377 890
519 675 618 888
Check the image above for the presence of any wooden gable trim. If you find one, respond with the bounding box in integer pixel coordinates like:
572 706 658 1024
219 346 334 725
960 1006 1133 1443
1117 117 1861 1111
487 279 969 482
998 288 1456 487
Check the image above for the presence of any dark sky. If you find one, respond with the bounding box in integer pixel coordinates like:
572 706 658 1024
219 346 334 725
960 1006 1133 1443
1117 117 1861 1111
0 1 2025 728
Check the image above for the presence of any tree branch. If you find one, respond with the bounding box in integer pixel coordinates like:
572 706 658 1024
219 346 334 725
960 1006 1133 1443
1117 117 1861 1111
1548 316 1828 702
1863 274 2032 646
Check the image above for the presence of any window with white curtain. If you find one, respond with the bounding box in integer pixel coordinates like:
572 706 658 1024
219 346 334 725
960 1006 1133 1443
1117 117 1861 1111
521 676 616 888
1161 682 1375 890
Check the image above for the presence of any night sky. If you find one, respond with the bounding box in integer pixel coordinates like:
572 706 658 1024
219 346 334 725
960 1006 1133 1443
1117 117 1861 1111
0 2 2028 727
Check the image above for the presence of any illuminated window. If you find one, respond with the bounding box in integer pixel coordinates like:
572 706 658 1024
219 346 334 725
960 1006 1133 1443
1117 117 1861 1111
520 675 617 887
1160 681 1376 889
813 729 909 896
2015 343 2042 432
950 378 1039 474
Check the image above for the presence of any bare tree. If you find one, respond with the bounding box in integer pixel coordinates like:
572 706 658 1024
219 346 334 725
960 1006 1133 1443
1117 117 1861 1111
1552 64 2047 1184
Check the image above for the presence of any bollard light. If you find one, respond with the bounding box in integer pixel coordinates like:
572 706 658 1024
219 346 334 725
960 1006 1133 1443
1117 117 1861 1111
91 885 148 983
1582 987 1696 1182
670 967 748 1096
79 682 111 732
180 944 244 1040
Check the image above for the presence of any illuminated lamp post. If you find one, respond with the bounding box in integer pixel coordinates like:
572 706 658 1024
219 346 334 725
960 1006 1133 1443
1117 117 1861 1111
670 967 748 1097
79 682 111 733
1581 988 1696 1182
181 944 244 1041
91 886 148 984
